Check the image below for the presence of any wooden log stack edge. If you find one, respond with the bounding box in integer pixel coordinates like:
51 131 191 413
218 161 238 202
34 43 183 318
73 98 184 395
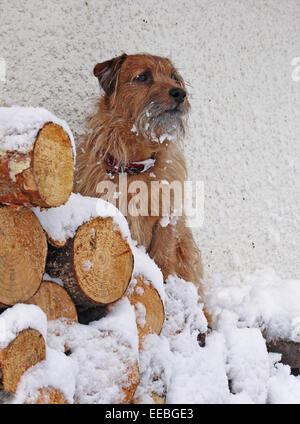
0 122 74 208
26 281 78 323
0 107 169 404
0 206 47 307
0 329 46 394
125 275 165 350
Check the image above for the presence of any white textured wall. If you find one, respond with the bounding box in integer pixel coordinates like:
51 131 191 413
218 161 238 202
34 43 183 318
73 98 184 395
1 0 299 285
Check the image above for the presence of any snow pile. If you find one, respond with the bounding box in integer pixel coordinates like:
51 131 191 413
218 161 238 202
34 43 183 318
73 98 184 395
13 347 77 404
0 106 76 160
268 359 300 404
207 266 300 342
2 299 139 404
135 271 300 404
2 268 300 404
2 193 300 404
206 266 300 403
218 311 269 403
134 276 231 404
47 298 139 404
33 193 165 301
0 304 76 403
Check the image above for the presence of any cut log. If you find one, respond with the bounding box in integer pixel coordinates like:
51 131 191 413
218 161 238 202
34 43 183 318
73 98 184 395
121 361 140 404
0 122 74 207
46 217 134 309
26 387 68 404
47 297 140 404
0 206 47 306
0 329 46 393
126 275 165 349
26 281 78 323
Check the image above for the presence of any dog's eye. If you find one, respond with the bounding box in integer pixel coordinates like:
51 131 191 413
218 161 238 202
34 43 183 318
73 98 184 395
134 72 148 82
171 73 180 84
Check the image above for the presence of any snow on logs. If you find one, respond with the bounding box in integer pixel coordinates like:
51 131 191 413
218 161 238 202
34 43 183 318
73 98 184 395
0 107 167 403
34 194 134 309
126 247 165 351
0 305 75 404
96 302 141 404
0 305 47 395
0 107 74 208
34 194 165 335
125 275 165 349
46 298 140 404
26 387 68 404
0 328 46 394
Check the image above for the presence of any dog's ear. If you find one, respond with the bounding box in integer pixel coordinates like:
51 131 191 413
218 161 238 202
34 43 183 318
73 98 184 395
93 53 127 96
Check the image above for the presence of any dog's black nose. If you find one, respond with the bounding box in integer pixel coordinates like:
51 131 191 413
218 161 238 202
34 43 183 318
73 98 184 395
169 87 186 104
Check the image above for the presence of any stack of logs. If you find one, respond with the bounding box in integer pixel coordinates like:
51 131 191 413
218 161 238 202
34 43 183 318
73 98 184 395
0 118 165 403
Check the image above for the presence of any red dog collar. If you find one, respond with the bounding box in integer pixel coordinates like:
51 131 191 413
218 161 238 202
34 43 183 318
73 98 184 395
102 151 157 176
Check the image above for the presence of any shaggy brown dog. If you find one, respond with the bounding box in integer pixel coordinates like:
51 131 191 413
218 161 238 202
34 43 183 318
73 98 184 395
76 53 204 298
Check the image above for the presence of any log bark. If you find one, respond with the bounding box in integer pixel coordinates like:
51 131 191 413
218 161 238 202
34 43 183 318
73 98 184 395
0 329 46 393
0 122 74 207
26 387 68 404
26 281 78 323
266 339 300 370
0 206 47 307
77 305 107 325
46 217 134 310
125 275 165 350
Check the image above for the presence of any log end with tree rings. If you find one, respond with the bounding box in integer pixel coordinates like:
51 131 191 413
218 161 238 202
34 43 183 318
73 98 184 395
126 275 165 350
74 217 134 305
0 122 74 207
0 329 46 394
32 122 74 207
0 206 47 307
121 361 140 404
26 281 78 323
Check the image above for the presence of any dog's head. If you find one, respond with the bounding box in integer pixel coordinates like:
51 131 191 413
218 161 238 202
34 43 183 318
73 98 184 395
93 53 190 142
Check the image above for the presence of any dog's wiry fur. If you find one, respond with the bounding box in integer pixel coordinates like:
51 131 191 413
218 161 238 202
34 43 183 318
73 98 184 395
75 53 204 297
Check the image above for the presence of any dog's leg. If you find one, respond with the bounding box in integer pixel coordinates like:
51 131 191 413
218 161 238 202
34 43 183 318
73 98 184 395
148 220 178 281
149 218 202 286
173 224 203 288
149 219 211 327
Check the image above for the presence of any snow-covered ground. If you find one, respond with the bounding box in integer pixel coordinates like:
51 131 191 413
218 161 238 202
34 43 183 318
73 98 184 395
0 0 299 404
2 270 300 404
